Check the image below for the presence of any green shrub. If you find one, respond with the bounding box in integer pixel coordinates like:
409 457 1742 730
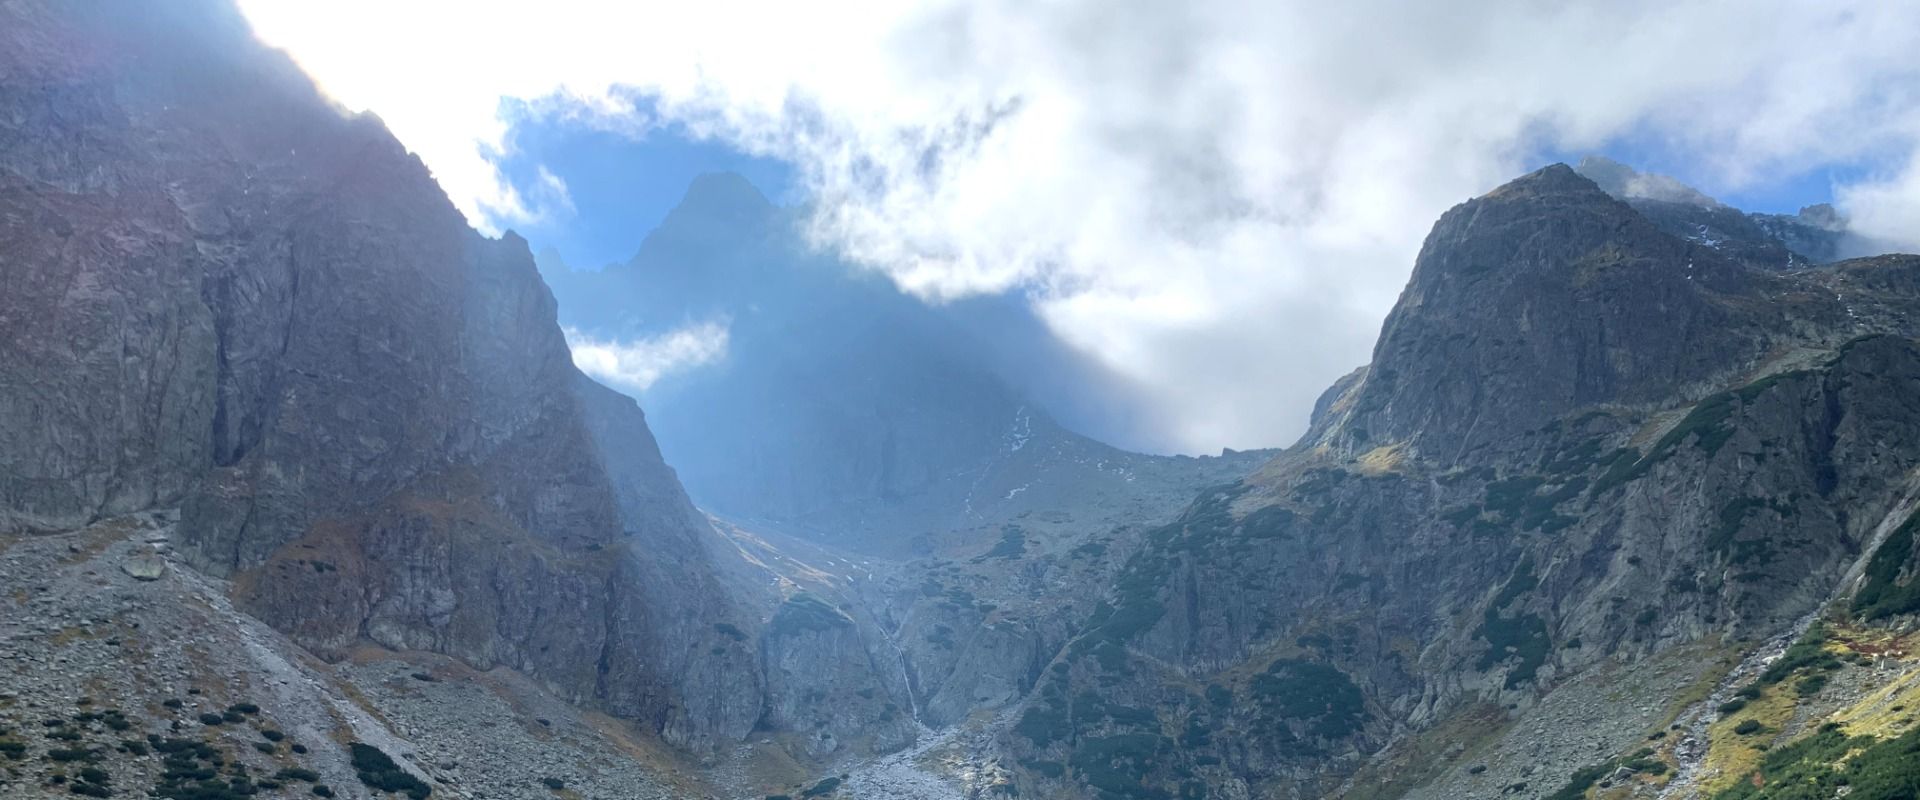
1717 699 1748 715
802 776 842 797
1475 561 1551 688
197 713 224 726
1709 723 1920 799
349 742 430 799
312 786 334 798
1622 756 1667 775
1545 762 1611 800
1250 659 1366 739
1734 720 1765 736
1759 624 1840 685
47 747 94 762
1015 702 1069 748
979 527 1028 560
1795 674 1829 697
1023 759 1066 778
1854 514 1920 620
276 767 320 783
768 594 853 637
541 777 566 790
1069 734 1173 797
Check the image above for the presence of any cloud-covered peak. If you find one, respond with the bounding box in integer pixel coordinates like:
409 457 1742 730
677 171 774 217
1575 155 1724 209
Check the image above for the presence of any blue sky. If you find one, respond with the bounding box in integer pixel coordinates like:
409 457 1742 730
493 111 793 270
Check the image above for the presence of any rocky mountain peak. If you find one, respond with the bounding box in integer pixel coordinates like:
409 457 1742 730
681 170 774 212
639 170 778 256
1320 163 1766 461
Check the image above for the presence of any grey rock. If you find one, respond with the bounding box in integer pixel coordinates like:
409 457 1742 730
120 553 166 581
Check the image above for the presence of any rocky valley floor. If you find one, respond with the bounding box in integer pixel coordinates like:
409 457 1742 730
0 512 1041 800
0 513 722 799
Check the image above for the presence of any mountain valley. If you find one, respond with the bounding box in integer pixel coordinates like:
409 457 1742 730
4 3 1920 800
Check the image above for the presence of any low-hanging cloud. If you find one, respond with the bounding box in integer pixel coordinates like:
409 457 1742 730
566 321 731 394
242 0 1920 453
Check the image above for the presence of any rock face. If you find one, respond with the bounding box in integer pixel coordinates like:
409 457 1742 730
1322 164 1778 461
1001 166 1920 799
0 0 752 752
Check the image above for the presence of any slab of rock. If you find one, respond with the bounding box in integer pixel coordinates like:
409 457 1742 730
121 554 166 581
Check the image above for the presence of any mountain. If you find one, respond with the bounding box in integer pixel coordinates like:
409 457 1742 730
8 3 1920 800
543 174 1274 553
1 4 1267 793
0 3 992 795
992 165 1920 799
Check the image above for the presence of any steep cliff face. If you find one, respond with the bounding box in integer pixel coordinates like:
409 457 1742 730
1002 166 1920 799
0 0 754 752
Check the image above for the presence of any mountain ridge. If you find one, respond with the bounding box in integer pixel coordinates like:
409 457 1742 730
991 164 1920 799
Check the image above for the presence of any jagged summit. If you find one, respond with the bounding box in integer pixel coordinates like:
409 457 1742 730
1323 162 1767 461
682 169 773 208
656 170 777 233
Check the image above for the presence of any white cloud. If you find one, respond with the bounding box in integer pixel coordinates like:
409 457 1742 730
566 321 731 393
240 0 1920 453
1838 148 1920 254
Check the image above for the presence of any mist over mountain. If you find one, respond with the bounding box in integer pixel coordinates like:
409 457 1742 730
542 173 1267 549
1573 155 1887 268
